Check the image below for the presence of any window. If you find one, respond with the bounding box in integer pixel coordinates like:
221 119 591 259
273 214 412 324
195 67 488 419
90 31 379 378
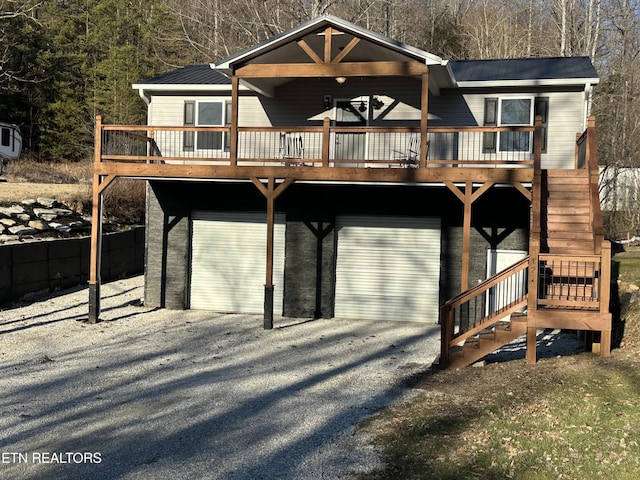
1 127 10 147
183 100 228 152
499 98 532 152
197 102 223 149
483 97 548 153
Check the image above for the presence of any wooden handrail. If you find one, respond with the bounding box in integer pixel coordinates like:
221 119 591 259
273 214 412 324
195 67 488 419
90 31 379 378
98 123 540 168
440 256 529 368
443 256 530 309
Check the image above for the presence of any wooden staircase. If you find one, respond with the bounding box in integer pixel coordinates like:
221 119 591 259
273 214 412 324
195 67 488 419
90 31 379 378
543 169 594 255
439 257 531 369
439 118 612 369
447 315 528 370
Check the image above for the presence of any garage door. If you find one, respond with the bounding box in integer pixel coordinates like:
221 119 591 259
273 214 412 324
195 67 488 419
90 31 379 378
334 215 441 322
189 211 285 313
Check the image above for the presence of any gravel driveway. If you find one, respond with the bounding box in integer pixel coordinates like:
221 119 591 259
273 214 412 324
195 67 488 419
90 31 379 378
0 276 440 480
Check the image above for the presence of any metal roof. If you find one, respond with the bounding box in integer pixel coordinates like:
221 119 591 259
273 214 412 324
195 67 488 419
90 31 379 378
134 64 230 86
449 57 599 86
132 38 598 91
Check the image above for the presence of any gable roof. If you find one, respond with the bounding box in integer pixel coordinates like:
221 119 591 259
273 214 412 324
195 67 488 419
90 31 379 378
211 14 451 96
131 19 599 94
213 14 444 71
449 57 599 87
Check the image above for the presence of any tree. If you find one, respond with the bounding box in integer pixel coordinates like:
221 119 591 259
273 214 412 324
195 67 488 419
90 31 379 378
0 1 43 92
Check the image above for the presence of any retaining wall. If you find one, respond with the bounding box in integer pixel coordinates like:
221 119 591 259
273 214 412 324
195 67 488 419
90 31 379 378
0 227 145 304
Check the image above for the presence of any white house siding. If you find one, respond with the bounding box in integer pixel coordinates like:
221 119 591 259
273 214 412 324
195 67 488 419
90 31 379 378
148 94 270 126
146 95 271 162
144 81 586 169
429 89 586 169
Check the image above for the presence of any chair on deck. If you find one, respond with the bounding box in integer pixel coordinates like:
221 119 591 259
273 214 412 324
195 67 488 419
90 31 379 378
392 135 420 168
279 133 305 166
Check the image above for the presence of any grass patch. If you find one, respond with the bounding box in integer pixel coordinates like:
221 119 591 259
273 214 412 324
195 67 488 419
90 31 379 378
357 248 640 480
3 158 145 224
104 178 146 224
4 156 92 184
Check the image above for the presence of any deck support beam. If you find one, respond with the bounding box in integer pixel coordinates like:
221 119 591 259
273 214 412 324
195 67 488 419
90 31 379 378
230 75 239 165
88 172 117 324
251 177 295 329
526 326 537 364
420 70 429 168
445 181 494 291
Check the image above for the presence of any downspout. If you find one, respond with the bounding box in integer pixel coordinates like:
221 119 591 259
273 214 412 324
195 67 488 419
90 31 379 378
138 88 150 106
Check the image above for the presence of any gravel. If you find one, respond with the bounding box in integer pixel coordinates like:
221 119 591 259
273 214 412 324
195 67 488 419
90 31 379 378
0 276 441 480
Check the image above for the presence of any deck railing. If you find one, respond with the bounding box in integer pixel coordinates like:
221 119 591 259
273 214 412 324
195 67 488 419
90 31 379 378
535 254 606 309
440 257 530 368
98 118 538 169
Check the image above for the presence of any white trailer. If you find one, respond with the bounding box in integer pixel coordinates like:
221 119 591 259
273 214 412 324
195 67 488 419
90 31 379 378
0 122 22 175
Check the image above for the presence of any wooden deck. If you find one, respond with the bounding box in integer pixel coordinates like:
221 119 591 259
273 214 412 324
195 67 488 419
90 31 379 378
96 116 537 183
89 115 611 367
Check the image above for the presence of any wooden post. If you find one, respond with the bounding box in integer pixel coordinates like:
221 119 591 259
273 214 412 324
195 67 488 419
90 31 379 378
323 27 333 63
250 177 294 329
89 115 102 323
600 240 612 357
526 326 537 364
89 115 104 324
527 150 544 362
322 117 330 167
89 116 120 323
461 181 472 291
445 181 494 293
230 75 239 166
439 304 452 369
420 70 429 168
264 178 276 329
587 115 596 171
88 174 103 324
533 115 542 170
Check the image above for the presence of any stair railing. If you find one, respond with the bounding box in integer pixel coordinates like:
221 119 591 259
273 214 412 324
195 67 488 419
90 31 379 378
440 256 529 368
530 115 611 315
535 253 609 309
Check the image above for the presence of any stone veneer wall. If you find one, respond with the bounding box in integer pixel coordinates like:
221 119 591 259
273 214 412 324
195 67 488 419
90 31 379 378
0 227 145 304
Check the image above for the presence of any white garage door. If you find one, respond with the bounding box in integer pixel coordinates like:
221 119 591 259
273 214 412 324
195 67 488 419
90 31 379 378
190 211 285 313
334 215 441 322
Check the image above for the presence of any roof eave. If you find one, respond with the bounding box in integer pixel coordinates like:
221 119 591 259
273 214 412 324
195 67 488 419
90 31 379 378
455 77 600 88
131 83 241 92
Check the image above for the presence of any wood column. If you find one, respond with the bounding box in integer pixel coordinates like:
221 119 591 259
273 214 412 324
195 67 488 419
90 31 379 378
88 173 117 323
88 173 104 324
265 178 276 329
230 75 239 166
89 115 119 323
445 181 494 292
322 117 330 167
251 177 294 329
461 182 472 290
526 326 538 364
420 69 429 168
599 240 612 357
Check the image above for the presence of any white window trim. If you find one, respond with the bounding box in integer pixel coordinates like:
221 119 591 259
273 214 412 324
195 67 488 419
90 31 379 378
497 96 535 153
194 99 230 152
